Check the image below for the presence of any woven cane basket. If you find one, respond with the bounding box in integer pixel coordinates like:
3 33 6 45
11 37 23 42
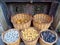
21 27 40 45
39 30 58 45
1 29 20 45
23 38 38 45
11 13 32 30
33 14 53 31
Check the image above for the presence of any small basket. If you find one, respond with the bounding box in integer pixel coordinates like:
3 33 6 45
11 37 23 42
21 27 40 45
11 13 32 30
39 30 58 45
33 14 53 31
1 29 20 45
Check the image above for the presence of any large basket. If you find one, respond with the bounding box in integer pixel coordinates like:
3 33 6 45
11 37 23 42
39 30 58 45
33 14 53 31
23 37 38 45
11 13 32 30
21 27 40 45
1 29 20 45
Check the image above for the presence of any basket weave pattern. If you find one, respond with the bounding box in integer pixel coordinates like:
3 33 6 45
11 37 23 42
7 39 20 45
11 13 32 30
2 30 20 45
21 27 39 45
23 37 38 45
39 30 58 45
33 22 51 30
13 20 31 30
33 14 53 30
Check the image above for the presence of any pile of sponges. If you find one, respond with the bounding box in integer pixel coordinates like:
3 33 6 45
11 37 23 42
21 27 39 41
3 29 19 43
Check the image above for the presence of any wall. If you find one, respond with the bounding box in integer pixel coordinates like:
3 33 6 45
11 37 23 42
53 4 60 29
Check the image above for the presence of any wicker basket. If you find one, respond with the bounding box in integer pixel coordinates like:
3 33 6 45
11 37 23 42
11 13 32 30
39 30 58 45
23 37 38 45
1 29 20 45
21 27 40 45
33 14 53 31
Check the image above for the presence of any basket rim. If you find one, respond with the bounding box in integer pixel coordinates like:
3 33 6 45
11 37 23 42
1 28 20 44
12 19 31 26
11 13 32 24
21 27 40 42
33 14 53 24
40 29 58 44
